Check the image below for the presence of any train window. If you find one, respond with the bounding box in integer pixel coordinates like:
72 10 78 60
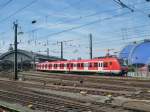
109 62 112 65
73 64 76 67
60 64 64 67
84 63 88 67
64 64 66 67
103 62 108 67
49 64 52 68
45 64 47 69
77 63 80 67
70 63 73 67
89 63 92 67
101 63 103 67
94 63 98 67
81 63 84 67
42 64 44 68
54 64 57 67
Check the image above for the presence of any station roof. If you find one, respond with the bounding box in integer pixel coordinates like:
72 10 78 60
0 49 65 63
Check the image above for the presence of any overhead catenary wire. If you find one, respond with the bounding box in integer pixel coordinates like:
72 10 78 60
31 0 82 25
0 0 38 23
0 0 149 57
38 11 131 39
23 1 147 34
0 0 13 10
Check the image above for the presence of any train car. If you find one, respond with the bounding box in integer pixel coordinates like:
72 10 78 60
36 56 128 75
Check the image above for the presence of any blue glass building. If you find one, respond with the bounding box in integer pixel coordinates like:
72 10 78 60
119 39 150 65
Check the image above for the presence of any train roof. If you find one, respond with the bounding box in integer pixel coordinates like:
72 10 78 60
38 56 119 64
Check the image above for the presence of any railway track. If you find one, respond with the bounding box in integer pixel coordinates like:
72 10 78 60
0 81 101 112
28 71 150 81
16 71 150 100
0 79 133 98
0 79 135 112
21 71 150 85
19 71 150 88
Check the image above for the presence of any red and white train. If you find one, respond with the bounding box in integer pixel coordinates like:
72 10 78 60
36 56 128 75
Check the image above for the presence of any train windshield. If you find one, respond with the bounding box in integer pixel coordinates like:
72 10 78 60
119 59 127 66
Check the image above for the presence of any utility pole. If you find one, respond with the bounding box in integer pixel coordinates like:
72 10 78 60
89 33 93 59
47 48 49 56
61 42 63 59
14 21 18 80
20 57 23 71
57 40 72 59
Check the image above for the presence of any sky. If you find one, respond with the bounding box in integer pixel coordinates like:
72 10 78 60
0 0 150 59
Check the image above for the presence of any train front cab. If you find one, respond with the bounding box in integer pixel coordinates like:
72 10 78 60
102 58 124 76
116 58 128 76
118 59 128 76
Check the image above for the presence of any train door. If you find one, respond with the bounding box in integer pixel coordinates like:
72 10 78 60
98 61 103 72
73 62 77 71
66 63 73 72
84 62 88 71
48 63 52 70
103 62 108 72
54 64 58 70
